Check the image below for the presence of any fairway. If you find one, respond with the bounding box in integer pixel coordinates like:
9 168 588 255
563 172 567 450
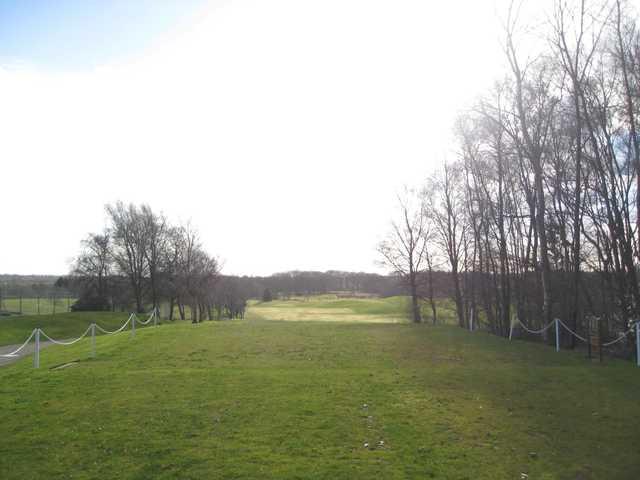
1 301 639 479
248 295 458 324
249 295 416 323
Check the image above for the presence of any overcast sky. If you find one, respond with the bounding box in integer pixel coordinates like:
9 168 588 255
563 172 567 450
0 0 552 276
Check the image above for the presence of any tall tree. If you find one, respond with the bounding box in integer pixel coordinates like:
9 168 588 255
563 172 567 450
378 189 430 323
106 202 149 313
425 163 466 328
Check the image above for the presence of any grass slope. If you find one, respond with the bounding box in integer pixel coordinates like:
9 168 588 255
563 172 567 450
0 301 639 479
0 312 134 346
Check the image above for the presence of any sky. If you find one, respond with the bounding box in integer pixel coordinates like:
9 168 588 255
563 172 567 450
0 0 550 276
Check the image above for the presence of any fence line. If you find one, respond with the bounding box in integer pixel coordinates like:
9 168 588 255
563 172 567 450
509 314 640 367
0 309 158 368
0 294 76 315
5 309 639 369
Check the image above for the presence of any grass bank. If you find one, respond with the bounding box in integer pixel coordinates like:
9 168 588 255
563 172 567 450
0 311 133 346
0 305 639 478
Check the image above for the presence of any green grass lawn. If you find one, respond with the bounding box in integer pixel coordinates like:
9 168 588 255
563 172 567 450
0 311 135 346
1 298 639 479
248 295 414 323
248 295 460 325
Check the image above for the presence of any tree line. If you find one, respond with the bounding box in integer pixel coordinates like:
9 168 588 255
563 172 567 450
70 201 246 321
231 270 415 300
380 0 640 353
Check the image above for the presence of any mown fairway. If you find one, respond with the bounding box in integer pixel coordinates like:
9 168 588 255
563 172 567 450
248 295 459 324
0 298 639 479
248 295 412 323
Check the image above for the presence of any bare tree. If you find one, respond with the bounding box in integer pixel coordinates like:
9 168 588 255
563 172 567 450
505 6 558 328
140 204 167 313
425 163 466 328
378 189 430 323
106 201 149 313
72 232 113 310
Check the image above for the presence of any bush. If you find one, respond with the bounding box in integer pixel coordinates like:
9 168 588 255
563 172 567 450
262 288 273 302
71 294 111 312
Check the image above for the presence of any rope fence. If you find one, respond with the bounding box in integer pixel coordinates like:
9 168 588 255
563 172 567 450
5 308 638 369
0 309 158 368
509 314 640 367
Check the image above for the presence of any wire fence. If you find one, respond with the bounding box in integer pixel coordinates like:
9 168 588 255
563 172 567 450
0 310 158 368
0 295 76 315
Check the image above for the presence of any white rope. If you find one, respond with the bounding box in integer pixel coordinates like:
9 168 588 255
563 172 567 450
0 329 37 357
95 314 132 334
514 317 555 335
0 309 157 364
602 333 630 347
558 319 587 342
133 310 154 326
39 325 92 346
601 322 638 347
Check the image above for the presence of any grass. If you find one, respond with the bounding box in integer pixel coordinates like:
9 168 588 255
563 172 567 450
250 295 460 325
249 295 413 323
0 311 135 346
0 297 639 479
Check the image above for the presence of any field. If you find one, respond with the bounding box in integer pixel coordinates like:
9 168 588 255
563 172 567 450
0 296 639 479
249 295 411 323
249 295 459 324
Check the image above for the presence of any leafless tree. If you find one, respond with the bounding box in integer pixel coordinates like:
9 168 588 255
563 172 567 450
378 189 430 323
408 0 640 356
72 232 113 309
106 201 150 313
424 163 467 328
140 204 167 313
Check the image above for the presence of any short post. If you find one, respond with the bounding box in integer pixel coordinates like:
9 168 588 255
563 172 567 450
470 308 474 332
555 318 560 352
636 321 639 367
19 296 22 314
91 323 96 358
34 328 40 368
131 314 136 338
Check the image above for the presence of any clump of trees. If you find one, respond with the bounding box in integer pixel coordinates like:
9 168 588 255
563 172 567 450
262 288 274 302
381 0 640 355
70 201 246 321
